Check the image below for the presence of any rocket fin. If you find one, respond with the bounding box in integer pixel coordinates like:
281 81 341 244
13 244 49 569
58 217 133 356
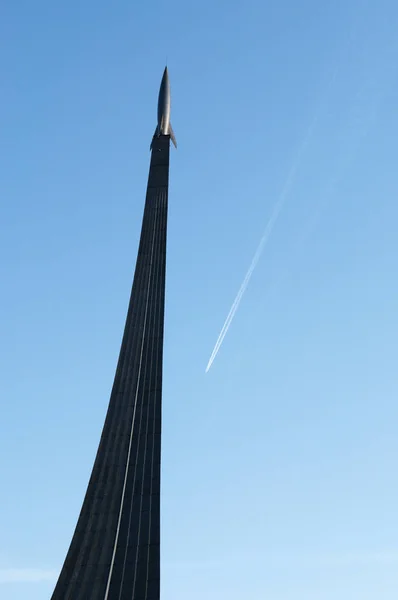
169 123 177 148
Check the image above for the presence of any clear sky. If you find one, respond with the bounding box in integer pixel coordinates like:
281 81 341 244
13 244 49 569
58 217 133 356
1 1 398 599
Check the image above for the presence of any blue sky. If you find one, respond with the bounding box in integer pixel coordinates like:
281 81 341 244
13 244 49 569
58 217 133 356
1 0 398 598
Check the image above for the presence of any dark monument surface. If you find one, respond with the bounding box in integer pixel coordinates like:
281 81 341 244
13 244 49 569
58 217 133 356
52 133 170 600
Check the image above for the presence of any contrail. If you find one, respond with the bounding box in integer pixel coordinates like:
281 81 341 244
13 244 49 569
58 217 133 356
205 115 318 373
205 18 387 372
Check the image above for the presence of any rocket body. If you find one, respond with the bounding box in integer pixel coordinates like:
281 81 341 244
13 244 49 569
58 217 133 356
157 68 171 135
152 67 177 148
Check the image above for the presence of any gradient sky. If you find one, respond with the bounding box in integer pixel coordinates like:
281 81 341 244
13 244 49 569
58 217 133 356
1 1 398 599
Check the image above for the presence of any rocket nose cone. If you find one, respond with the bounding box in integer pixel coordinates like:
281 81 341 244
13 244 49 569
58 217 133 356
159 67 170 99
159 67 169 94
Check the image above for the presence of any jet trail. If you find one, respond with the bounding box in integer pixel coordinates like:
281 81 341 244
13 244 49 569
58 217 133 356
205 116 318 373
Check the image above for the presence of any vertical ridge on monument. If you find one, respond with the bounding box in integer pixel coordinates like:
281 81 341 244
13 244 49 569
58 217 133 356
52 67 175 600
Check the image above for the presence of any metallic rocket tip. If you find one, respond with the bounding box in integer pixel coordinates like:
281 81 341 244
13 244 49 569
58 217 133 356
151 67 177 149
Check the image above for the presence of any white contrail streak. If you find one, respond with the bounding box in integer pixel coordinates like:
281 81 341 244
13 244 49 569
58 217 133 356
205 22 376 372
205 116 318 373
